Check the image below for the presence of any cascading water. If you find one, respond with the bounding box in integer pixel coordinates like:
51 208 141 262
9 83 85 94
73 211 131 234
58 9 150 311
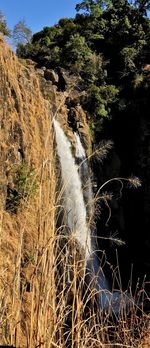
53 119 91 259
74 132 115 309
74 132 93 218
53 119 132 314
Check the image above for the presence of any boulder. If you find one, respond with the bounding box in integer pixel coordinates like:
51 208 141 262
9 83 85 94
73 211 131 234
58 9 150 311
44 69 58 84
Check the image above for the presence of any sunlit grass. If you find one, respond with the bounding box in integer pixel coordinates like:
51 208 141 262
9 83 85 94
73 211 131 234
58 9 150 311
0 36 149 348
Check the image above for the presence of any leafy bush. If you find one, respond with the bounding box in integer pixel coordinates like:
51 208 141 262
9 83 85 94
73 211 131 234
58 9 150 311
63 34 92 72
85 84 119 118
6 162 38 213
120 46 138 73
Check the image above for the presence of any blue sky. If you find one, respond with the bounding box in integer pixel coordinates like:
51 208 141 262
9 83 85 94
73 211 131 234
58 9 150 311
0 0 78 34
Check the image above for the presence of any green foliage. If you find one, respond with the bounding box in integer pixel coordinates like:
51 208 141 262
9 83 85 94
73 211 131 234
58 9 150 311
6 163 38 213
0 11 10 36
85 84 119 119
76 0 111 14
111 0 128 8
63 34 92 72
120 47 138 73
16 1 150 138
132 73 144 88
81 53 104 85
133 0 150 15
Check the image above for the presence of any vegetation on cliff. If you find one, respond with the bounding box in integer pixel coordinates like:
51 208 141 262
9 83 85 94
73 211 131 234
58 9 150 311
15 1 150 290
16 0 150 136
1 1 150 347
0 34 150 348
1 0 150 140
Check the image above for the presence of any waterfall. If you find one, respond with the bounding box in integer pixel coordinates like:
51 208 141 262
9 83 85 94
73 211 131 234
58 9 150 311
74 132 93 218
53 119 132 314
74 132 113 308
53 119 91 259
74 132 86 159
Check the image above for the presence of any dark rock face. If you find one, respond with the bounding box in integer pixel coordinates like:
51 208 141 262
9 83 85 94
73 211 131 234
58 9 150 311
93 104 150 297
112 110 150 288
56 67 67 92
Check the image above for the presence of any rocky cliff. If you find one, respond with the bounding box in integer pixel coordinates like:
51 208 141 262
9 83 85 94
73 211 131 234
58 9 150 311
0 37 92 347
0 36 150 347
0 36 57 347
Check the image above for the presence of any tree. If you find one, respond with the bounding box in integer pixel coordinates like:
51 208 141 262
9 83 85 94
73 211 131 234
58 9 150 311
76 0 111 15
120 46 138 74
81 53 104 85
0 11 10 36
12 19 32 47
111 0 128 7
63 34 92 71
133 0 150 14
85 84 118 119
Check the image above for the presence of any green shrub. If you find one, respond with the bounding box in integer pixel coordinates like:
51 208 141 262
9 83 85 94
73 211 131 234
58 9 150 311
85 84 119 118
6 162 38 213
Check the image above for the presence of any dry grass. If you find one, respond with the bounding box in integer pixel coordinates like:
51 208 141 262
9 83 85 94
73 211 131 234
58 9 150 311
0 36 150 347
0 35 56 347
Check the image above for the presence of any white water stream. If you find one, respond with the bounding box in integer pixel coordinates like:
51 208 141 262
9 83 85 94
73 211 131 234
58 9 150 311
53 119 91 259
53 119 131 313
74 132 93 217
